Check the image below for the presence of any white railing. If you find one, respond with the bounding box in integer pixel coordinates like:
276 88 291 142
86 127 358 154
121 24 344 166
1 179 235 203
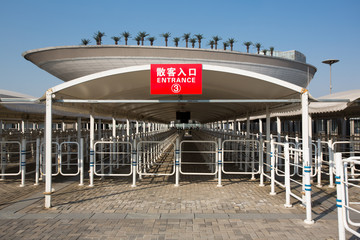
335 154 360 240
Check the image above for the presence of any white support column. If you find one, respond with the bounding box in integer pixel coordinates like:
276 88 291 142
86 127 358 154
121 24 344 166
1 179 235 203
89 114 95 187
143 122 146 136
131 138 137 187
276 117 282 167
21 120 25 134
126 119 130 137
175 138 180 187
77 117 81 144
270 138 276 195
259 118 264 186
266 106 271 172
284 143 292 208
20 138 26 187
98 119 102 140
44 90 53 208
217 138 222 187
246 116 250 138
136 121 139 135
34 137 40 185
301 90 314 224
335 153 346 240
79 138 84 186
276 117 281 142
112 118 116 139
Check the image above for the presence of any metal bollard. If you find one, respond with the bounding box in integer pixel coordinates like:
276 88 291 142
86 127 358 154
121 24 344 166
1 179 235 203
20 138 26 187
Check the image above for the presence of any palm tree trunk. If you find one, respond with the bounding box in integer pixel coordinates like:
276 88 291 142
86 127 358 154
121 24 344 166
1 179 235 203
215 42 217 50
230 44 233 51
199 41 201 48
186 40 188 48
165 39 168 47
125 38 128 45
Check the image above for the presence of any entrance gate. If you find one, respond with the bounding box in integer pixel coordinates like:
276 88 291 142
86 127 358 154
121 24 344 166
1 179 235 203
40 140 84 185
137 140 175 176
93 141 132 176
179 140 218 176
222 139 261 178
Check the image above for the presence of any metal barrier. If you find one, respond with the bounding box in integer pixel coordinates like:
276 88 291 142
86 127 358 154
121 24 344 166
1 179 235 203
335 154 360 240
180 140 218 175
40 142 60 176
261 140 313 223
59 142 80 176
93 141 132 176
137 140 175 176
0 141 21 176
222 139 261 176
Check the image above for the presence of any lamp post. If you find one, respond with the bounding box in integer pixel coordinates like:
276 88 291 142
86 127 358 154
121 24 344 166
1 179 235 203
322 59 339 94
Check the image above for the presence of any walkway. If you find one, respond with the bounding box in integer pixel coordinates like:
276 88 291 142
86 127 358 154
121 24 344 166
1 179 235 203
0 174 351 240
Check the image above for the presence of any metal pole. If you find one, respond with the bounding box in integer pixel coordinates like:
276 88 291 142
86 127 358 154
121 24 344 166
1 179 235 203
270 138 276 195
79 138 84 186
259 118 264 186
126 119 130 137
77 117 81 145
266 106 271 172
335 153 345 240
316 138 322 187
284 143 292 208
175 137 180 187
34 137 40 185
217 138 222 187
89 114 94 187
44 90 53 208
20 138 26 187
328 139 335 188
131 138 137 187
302 90 314 224
330 64 332 94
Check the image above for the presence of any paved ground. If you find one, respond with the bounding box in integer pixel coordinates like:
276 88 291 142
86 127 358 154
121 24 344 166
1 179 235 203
0 173 358 240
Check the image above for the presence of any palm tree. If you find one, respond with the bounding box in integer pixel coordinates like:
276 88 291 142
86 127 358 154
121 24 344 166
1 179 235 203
161 32 171 47
111 36 121 45
212 36 222 50
122 31 131 45
254 43 262 54
81 39 91 45
194 34 204 48
182 33 191 48
269 46 275 56
138 31 149 46
189 38 197 48
93 31 105 45
147 36 156 46
135 35 141 46
227 38 236 51
223 42 229 50
208 40 215 49
243 41 252 53
262 49 268 55
173 37 180 47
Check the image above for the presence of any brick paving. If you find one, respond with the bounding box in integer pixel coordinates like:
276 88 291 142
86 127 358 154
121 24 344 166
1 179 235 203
0 139 358 239
0 174 356 240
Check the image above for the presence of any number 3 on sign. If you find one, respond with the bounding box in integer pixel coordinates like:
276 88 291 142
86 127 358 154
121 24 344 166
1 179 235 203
171 83 181 93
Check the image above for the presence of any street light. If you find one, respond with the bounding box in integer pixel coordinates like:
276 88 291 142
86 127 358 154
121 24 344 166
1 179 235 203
322 59 339 94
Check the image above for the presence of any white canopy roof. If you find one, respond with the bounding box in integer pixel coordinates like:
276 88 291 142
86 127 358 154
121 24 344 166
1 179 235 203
41 64 306 123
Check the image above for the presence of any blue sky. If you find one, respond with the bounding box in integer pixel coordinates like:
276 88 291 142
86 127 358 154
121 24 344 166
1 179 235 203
1 0 359 98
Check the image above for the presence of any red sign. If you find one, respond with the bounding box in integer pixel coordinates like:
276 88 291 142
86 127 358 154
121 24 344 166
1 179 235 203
150 64 202 95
